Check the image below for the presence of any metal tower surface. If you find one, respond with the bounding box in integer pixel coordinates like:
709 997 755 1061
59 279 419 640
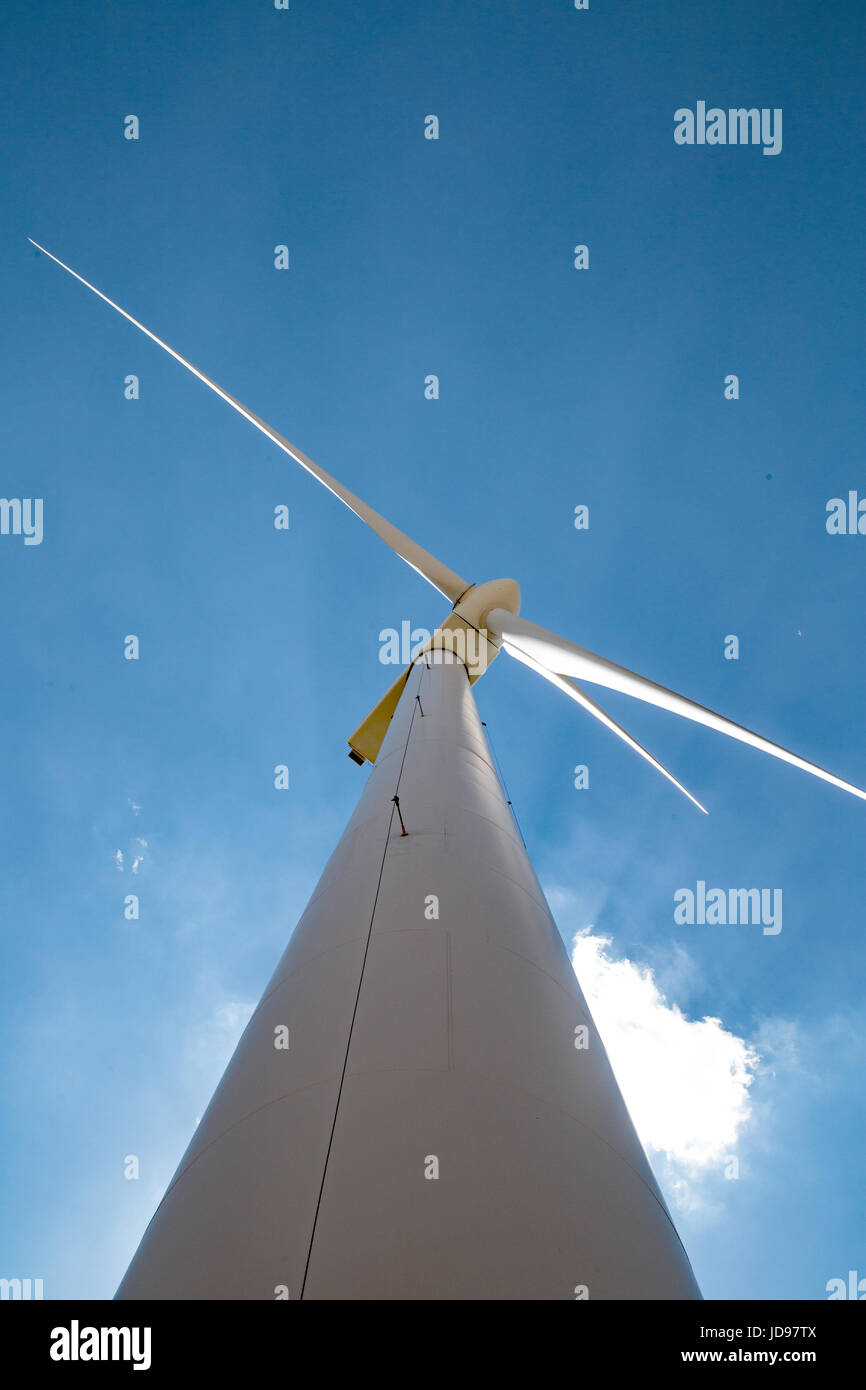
116 652 701 1301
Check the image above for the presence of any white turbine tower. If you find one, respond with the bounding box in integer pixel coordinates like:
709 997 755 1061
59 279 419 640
30 241 866 1301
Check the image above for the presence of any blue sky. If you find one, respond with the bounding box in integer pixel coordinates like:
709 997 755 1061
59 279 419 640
1 0 864 1299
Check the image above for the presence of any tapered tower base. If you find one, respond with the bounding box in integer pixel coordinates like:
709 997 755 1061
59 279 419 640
117 653 700 1300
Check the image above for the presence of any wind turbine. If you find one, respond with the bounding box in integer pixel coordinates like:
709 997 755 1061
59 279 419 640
30 240 866 1301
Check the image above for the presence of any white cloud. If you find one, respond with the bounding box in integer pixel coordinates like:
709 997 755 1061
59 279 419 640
571 928 759 1172
113 850 124 869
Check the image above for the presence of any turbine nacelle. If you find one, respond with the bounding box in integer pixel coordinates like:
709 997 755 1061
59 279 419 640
345 579 520 765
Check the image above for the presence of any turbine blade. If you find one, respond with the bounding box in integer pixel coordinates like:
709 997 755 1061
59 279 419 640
28 239 471 605
504 640 707 812
487 608 866 803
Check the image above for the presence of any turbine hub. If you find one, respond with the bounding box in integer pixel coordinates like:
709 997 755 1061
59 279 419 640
453 577 520 629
